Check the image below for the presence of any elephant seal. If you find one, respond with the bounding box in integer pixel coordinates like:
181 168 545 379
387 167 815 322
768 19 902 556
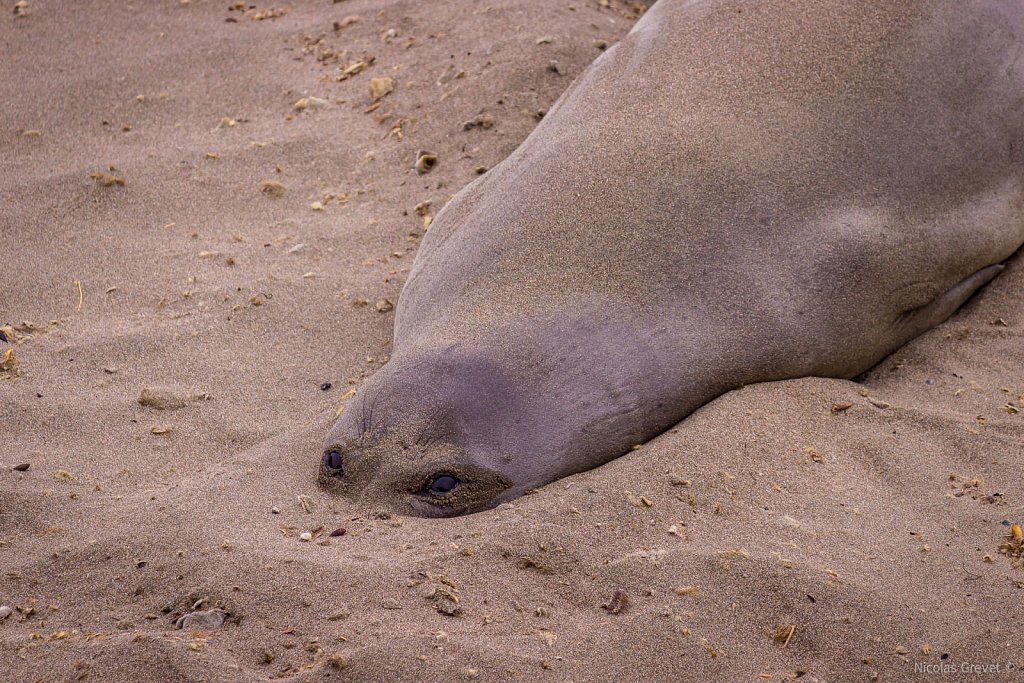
320 0 1024 517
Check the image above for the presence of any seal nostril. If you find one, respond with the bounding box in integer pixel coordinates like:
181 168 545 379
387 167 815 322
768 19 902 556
323 449 344 475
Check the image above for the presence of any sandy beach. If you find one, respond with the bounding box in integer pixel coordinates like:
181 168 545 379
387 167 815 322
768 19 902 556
2 1 1023 681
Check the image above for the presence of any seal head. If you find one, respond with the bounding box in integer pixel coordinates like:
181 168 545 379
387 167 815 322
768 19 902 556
319 347 530 517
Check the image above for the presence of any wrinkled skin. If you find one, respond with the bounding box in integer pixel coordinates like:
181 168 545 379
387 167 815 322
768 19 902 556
321 0 1024 517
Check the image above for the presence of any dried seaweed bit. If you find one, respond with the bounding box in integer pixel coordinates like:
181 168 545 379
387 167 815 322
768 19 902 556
293 96 328 112
259 180 286 197
251 7 286 21
333 15 359 30
772 623 797 647
868 397 892 409
624 490 653 507
601 589 630 614
375 299 394 313
337 57 373 81
13 1 28 17
369 77 395 100
335 388 357 417
515 557 555 575
803 446 825 463
0 348 21 379
425 586 462 616
150 425 173 435
999 524 1024 563
89 171 126 187
351 297 369 308
673 585 700 597
462 114 495 131
414 151 438 174
413 200 432 216
537 629 556 647
831 402 853 413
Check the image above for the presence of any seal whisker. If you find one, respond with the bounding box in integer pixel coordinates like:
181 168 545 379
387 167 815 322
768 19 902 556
414 405 447 446
418 429 459 451
358 391 369 437
366 387 384 435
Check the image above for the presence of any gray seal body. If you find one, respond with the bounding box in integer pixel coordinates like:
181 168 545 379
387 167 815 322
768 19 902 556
321 0 1024 517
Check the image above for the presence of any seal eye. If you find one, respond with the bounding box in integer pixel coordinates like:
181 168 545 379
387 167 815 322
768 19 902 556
323 449 344 475
428 474 459 495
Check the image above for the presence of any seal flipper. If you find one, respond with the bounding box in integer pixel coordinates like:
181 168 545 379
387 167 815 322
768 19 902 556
896 264 1004 338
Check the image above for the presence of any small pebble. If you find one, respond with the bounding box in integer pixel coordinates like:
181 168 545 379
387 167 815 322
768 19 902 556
320 382 332 391
925 379 935 385
175 608 227 630
0 606 13 620
271 507 281 515
329 528 346 537
13 463 30 472
300 532 313 542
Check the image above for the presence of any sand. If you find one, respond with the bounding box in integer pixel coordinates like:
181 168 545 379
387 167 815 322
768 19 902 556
2 1 1022 681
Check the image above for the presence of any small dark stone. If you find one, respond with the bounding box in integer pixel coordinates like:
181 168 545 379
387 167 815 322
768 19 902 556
320 382 332 391
0 329 7 343
13 463 29 472
602 589 630 614
329 528 346 537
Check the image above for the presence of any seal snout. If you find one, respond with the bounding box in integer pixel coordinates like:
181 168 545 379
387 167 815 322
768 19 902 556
323 449 344 477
